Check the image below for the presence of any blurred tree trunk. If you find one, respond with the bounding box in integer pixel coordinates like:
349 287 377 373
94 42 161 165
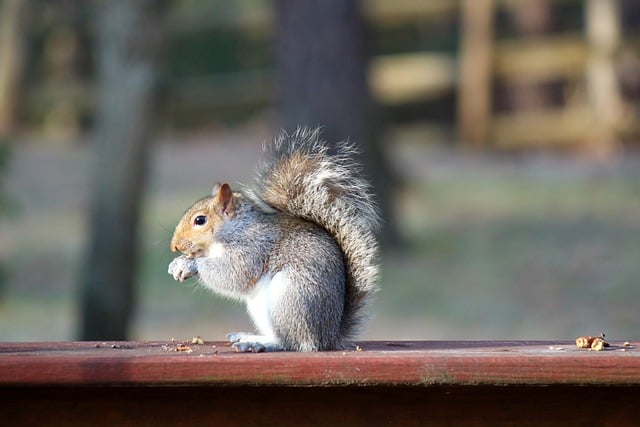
0 0 28 137
618 0 640 107
274 0 397 245
79 0 166 340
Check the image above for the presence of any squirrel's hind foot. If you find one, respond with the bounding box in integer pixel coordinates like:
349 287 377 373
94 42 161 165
226 332 284 353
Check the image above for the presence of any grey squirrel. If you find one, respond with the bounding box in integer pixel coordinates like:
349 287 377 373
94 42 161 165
167 128 380 352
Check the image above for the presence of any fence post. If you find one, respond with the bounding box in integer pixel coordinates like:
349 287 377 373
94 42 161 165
0 0 28 137
585 0 624 157
458 0 495 149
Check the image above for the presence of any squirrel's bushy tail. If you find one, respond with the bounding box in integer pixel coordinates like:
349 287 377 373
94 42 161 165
251 127 380 340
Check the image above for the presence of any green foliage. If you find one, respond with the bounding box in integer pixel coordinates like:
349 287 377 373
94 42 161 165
169 30 271 78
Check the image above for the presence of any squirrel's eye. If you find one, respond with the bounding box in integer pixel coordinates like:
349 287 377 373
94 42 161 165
193 215 207 226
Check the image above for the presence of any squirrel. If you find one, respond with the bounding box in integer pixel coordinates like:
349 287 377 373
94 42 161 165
167 128 380 352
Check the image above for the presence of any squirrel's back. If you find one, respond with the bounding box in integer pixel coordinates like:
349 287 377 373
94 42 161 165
247 128 380 340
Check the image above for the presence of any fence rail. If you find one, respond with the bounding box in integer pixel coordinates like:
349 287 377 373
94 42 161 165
2 340 639 426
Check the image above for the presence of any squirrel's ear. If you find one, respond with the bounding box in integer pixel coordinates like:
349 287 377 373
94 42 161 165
215 183 235 217
211 182 222 195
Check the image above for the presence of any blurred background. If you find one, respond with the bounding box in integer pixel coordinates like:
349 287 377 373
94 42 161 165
1 0 639 342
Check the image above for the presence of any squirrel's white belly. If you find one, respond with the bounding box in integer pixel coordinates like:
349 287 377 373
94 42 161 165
245 271 289 339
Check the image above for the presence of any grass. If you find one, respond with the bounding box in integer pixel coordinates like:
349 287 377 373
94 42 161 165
1 137 639 342
374 159 640 340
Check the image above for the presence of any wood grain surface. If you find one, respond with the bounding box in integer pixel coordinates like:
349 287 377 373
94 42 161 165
2 340 639 386
3 341 640 426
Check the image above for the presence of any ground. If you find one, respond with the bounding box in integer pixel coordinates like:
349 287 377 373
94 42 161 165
1 125 639 342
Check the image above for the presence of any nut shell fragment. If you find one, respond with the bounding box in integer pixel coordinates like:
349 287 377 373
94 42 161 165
590 337 607 351
576 336 596 348
576 335 609 350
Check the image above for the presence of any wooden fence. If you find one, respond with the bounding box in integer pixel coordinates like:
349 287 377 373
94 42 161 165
14 0 640 151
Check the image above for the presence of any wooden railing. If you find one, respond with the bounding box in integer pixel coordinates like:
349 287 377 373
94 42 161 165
2 340 639 426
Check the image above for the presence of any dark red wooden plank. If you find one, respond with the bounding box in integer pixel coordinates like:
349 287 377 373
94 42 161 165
1 340 639 386
3 385 640 427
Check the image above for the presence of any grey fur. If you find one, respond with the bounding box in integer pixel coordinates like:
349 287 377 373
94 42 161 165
247 128 380 342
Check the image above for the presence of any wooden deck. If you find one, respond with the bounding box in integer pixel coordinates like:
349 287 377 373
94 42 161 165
2 340 639 426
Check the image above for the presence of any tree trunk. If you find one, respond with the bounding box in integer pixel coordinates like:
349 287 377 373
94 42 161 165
79 0 166 340
274 0 398 245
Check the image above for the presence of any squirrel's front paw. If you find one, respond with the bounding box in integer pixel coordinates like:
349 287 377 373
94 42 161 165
168 255 199 282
